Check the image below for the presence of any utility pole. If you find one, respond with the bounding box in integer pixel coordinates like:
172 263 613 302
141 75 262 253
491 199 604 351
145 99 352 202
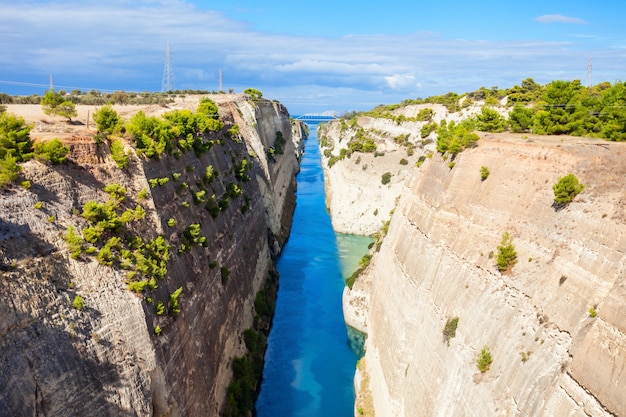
587 56 593 92
161 43 175 93
219 69 223 92
49 73 53 90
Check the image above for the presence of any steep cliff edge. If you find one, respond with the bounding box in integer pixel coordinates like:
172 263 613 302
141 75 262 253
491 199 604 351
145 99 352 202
0 95 305 416
321 113 626 416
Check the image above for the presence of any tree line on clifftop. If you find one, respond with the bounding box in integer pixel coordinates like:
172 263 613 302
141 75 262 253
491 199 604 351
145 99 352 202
346 78 626 142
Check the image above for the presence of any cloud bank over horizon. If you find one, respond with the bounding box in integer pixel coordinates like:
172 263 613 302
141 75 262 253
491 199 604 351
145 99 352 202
0 0 624 113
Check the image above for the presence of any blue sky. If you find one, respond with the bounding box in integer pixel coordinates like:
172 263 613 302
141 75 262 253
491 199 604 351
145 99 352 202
1 0 625 114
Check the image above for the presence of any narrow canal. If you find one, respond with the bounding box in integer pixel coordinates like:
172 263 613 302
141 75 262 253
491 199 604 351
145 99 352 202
255 125 370 417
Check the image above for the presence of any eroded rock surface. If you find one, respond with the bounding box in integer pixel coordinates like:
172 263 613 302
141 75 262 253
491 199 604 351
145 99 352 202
321 111 626 416
0 95 305 416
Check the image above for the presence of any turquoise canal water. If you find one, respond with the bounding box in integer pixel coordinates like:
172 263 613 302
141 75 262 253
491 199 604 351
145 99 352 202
255 127 371 417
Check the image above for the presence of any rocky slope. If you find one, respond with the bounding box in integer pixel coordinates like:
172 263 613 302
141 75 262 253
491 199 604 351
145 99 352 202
0 95 305 416
320 108 626 416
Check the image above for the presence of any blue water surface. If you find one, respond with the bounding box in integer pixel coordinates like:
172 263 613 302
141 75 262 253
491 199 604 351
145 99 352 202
255 128 361 417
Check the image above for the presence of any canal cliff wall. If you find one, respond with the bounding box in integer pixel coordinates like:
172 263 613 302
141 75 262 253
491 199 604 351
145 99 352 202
0 95 305 416
320 107 626 416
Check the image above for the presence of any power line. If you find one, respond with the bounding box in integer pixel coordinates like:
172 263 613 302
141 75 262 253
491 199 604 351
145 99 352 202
0 79 119 93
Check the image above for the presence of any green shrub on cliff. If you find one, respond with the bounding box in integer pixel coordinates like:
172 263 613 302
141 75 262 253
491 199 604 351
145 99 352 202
443 317 459 346
92 103 121 137
72 295 84 310
33 138 70 164
436 119 479 156
552 173 584 207
63 226 84 259
168 286 183 316
480 166 490 180
110 139 128 168
476 345 493 373
244 88 263 102
496 232 517 272
475 106 507 132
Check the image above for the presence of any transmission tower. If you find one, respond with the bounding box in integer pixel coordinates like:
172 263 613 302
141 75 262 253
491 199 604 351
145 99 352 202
219 69 223 92
587 56 593 91
161 43 175 92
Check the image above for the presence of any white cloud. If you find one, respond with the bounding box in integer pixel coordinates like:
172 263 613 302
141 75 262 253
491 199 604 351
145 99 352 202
384 74 417 90
534 14 588 24
0 1 622 114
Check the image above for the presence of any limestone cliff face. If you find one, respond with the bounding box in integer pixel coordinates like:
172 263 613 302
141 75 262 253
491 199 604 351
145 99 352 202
0 96 304 417
321 115 626 416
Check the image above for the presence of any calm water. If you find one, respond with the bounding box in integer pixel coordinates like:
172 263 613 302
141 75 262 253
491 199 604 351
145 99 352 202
255 127 370 417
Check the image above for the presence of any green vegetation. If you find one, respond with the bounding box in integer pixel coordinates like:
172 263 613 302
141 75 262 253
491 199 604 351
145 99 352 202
345 254 372 289
348 128 377 153
154 301 165 315
443 317 459 346
196 97 220 119
223 272 277 417
589 307 598 318
480 166 490 181
63 225 84 259
553 173 584 206
125 104 223 159
33 201 43 210
72 295 84 310
110 139 128 168
476 107 507 132
244 88 263 101
168 286 183 316
41 89 77 121
436 119 479 156
381 172 392 185
180 223 207 252
476 345 493 373
220 266 231 285
0 112 33 186
508 104 533 132
92 103 122 137
496 232 517 272
272 131 286 155
33 138 70 164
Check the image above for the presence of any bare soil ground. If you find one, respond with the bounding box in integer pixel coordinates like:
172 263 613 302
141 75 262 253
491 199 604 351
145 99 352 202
5 94 242 144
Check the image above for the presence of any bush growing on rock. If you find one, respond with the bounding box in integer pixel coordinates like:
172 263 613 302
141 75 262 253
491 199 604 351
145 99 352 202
480 166 490 180
110 139 128 169
476 107 507 132
72 295 84 310
496 232 517 272
381 172 392 185
436 120 479 156
553 173 584 206
93 104 121 137
476 346 493 373
443 317 459 346
34 138 70 164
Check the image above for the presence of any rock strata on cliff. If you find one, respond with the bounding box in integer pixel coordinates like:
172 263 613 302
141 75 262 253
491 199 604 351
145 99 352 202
321 111 626 416
0 95 305 417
